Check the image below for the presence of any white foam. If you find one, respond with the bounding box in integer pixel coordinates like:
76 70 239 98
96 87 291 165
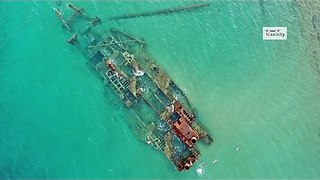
196 167 204 175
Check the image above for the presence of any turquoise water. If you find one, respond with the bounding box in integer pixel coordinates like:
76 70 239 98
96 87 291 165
1 0 320 178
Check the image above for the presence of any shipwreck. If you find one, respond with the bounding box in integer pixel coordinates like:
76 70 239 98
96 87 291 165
54 3 213 171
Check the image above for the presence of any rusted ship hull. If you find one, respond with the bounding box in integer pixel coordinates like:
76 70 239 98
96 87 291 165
54 3 213 171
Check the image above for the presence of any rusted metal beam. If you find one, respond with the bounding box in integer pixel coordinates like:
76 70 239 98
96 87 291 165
108 3 210 21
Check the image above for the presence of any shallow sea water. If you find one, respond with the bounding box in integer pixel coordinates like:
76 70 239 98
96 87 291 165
0 0 320 178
